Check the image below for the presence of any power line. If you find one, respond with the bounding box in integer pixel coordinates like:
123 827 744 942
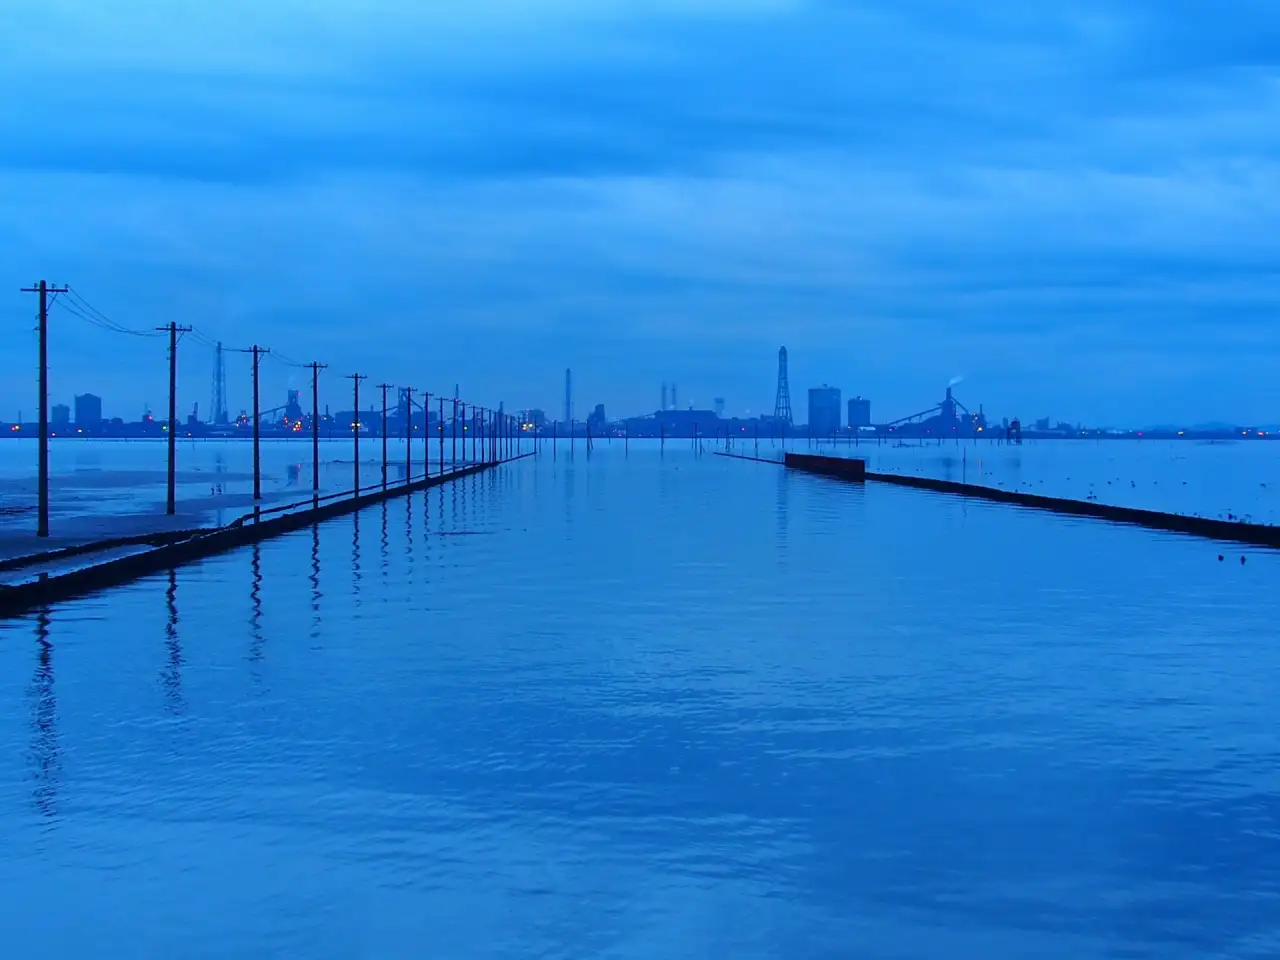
266 348 310 369
65 287 156 335
56 289 165 338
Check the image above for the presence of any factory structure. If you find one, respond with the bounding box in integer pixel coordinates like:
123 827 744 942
580 346 998 440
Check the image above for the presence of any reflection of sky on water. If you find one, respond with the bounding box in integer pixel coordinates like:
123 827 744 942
0 450 1275 956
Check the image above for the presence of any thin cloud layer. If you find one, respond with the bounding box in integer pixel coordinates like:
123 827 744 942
1 0 1277 422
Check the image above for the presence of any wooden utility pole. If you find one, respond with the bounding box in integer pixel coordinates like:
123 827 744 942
377 383 393 488
451 397 458 469
157 321 192 515
420 391 431 475
347 374 367 494
21 281 69 537
309 362 327 494
403 387 414 483
249 346 270 500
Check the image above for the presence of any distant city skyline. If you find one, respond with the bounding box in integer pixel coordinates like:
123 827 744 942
4 1 1279 425
8 343 1280 432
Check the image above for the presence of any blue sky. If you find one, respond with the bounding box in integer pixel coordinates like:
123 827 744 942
2 0 1279 425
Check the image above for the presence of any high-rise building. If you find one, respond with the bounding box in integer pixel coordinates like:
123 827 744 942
847 396 871 428
51 404 70 427
714 397 725 418
75 393 103 426
808 386 841 436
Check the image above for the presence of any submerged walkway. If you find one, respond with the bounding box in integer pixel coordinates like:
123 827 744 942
0 457 524 618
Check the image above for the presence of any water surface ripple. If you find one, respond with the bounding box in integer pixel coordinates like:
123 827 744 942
1 450 1277 958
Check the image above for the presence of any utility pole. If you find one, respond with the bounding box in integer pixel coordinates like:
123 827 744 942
378 383 393 488
421 391 431 475
21 281 69 537
347 374 366 495
249 346 270 500
451 397 458 469
309 362 327 494
157 321 192 515
459 403 467 465
404 387 414 483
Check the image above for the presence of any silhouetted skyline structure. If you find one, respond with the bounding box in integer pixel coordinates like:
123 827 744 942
774 347 793 425
808 385 841 437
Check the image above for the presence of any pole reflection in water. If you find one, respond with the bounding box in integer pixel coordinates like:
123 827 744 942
28 606 60 819
405 488 415 575
249 542 264 665
564 458 575 532
161 568 185 715
351 512 363 607
449 475 459 535
422 486 436 560
775 466 790 563
380 501 389 583
309 523 323 645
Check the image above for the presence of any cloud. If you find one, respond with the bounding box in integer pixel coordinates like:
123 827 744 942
2 0 1279 422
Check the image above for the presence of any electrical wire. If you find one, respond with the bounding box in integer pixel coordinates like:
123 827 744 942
57 299 165 339
267 349 311 368
59 287 166 338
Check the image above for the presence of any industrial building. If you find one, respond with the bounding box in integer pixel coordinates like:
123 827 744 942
848 396 871 428
587 404 608 433
882 385 988 438
624 409 722 437
808 386 841 437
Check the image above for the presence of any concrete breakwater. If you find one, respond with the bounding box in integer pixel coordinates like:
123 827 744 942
720 451 1280 549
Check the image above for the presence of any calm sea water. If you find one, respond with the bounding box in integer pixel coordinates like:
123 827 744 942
2 436 1277 528
1 448 1278 958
